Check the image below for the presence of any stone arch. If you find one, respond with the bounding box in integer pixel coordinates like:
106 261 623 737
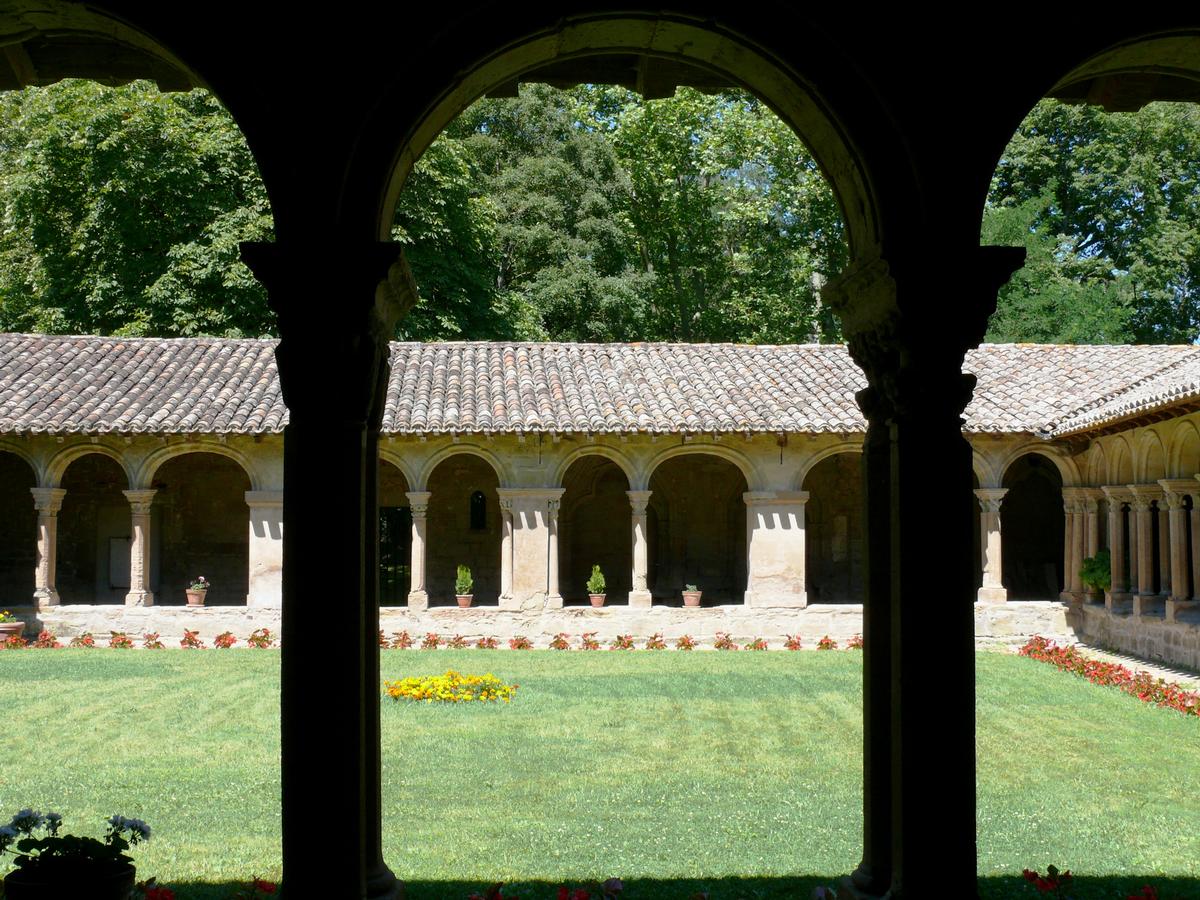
559 455 633 605
378 447 420 491
369 13 883 262
996 444 1079 488
414 445 508 492
424 451 501 606
552 444 637 492
150 452 252 606
1168 420 1200 478
794 442 862 490
57 452 130 605
0 451 37 604
1086 442 1108 486
1136 430 1168 483
646 452 749 604
641 443 759 492
136 442 260 491
45 443 135 489
1001 451 1065 600
1108 435 1135 485
802 451 863 604
377 458 412 606
0 440 43 485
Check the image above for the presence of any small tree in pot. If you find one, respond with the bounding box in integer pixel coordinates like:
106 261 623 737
682 583 702 607
455 565 474 607
1080 548 1111 603
587 565 606 607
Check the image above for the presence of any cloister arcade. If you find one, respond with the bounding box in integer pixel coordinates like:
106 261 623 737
1 5 1198 897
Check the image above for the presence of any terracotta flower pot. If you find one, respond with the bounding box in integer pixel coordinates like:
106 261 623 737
456 594 473 608
4 863 136 900
682 590 702 607
0 620 26 639
185 589 207 607
589 593 606 607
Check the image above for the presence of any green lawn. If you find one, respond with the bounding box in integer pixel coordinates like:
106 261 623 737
0 649 1197 898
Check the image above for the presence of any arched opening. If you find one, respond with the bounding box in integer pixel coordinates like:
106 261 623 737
647 454 747 605
379 459 412 607
0 452 36 604
559 456 632 605
1001 453 1065 600
151 453 251 606
426 454 500 606
57 454 129 605
802 452 863 604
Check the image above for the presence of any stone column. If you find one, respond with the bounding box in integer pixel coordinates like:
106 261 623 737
1102 486 1132 609
1082 488 1103 559
30 487 66 609
244 491 283 607
240 239 407 899
499 496 513 602
122 489 156 607
1128 485 1162 617
1158 503 1172 597
974 488 1006 603
1060 488 1085 603
627 490 653 608
546 497 563 609
1160 480 1199 622
743 490 810 607
405 491 430 611
821 245 1025 896
495 488 563 611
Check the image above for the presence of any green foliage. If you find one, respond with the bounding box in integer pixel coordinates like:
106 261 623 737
586 564 606 595
986 99 1200 344
455 564 473 595
0 80 273 337
1080 548 1112 593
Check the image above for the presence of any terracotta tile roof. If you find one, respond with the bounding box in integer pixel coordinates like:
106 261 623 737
0 334 1197 437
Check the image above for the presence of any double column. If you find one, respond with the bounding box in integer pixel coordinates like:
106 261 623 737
1158 479 1200 622
241 238 411 899
123 489 156 607
628 490 653 608
30 487 66 609
495 488 564 610
1128 484 1164 616
974 488 1006 603
823 245 1025 898
1102 486 1132 609
405 491 431 610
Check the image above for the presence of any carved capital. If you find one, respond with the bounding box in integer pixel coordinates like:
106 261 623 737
973 487 1006 513
30 487 66 514
405 491 431 519
1158 479 1196 507
626 490 653 515
123 489 157 516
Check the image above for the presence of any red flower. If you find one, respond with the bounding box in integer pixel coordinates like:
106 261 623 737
253 879 277 894
558 888 569 900
144 887 176 900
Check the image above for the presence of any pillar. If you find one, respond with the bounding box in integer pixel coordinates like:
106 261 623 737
1080 488 1104 602
122 489 156 607
1160 480 1199 622
495 488 563 610
1060 488 1085 603
1101 486 1131 609
627 490 652 608
1128 485 1161 617
973 488 1006 603
822 245 1025 898
244 490 283 607
241 239 408 899
405 491 430 611
547 497 562 609
499 497 513 602
743 490 809 607
1158 503 1171 597
30 487 66 609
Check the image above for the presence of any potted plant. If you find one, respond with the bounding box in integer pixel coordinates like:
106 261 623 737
587 565 607 607
1080 549 1111 603
682 583 702 607
455 565 473 608
1 809 151 900
0 610 25 640
185 575 209 607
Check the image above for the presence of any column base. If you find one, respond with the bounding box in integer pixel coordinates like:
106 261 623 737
406 590 428 612
33 587 60 609
744 590 807 608
1132 593 1164 618
1060 590 1084 606
546 594 563 609
1165 599 1200 623
817 874 888 900
975 585 1007 604
366 865 402 900
124 590 154 607
628 590 652 608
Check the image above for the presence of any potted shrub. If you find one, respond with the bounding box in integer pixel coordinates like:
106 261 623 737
185 575 209 607
1 809 151 900
587 565 607 607
682 583 702 607
0 610 25 641
1080 549 1111 603
455 565 474 607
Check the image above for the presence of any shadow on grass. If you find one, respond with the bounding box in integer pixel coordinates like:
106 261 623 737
152 875 1200 899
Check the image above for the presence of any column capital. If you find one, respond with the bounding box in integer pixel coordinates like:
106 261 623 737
245 490 284 508
626 489 652 514
122 489 157 514
495 487 565 510
30 487 66 513
742 490 809 506
405 490 431 517
1128 484 1164 509
1158 479 1197 503
973 487 1006 513
1102 485 1132 503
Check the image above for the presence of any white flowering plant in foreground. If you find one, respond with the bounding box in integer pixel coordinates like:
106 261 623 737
0 808 150 880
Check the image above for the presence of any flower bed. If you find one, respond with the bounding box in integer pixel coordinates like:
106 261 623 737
1019 635 1200 718
383 670 518 704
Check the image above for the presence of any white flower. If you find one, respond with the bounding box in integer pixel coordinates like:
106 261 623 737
9 809 43 833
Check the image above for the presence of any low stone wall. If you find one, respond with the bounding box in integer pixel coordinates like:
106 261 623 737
1072 603 1200 670
10 600 1078 650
